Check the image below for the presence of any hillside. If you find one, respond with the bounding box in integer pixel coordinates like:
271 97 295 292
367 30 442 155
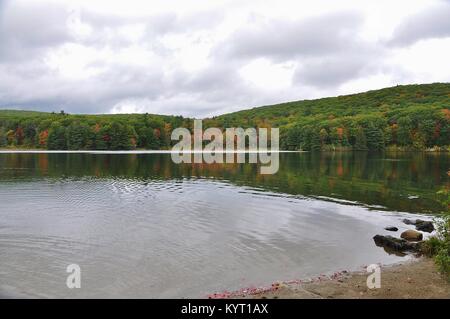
0 110 188 150
206 83 450 150
0 83 449 151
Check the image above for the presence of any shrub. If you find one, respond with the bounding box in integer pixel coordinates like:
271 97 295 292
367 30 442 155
423 189 450 280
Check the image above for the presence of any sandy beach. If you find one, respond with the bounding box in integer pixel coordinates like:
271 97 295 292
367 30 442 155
213 258 450 299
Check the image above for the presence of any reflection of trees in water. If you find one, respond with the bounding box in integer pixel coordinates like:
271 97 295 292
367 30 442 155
0 152 448 214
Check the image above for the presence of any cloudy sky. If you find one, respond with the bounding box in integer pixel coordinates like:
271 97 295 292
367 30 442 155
0 0 449 117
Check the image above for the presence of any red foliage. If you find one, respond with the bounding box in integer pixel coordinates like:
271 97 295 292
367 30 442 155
153 128 161 139
433 122 441 139
38 130 49 146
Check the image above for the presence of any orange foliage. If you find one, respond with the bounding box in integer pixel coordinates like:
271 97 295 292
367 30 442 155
38 154 48 171
93 123 101 133
442 109 450 120
336 127 344 140
38 130 49 147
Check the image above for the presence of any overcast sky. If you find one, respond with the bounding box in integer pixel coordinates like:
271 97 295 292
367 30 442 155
0 0 449 117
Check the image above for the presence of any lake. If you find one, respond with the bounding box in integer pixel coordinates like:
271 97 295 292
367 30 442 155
0 152 448 298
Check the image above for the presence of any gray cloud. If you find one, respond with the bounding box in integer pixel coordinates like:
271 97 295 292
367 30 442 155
389 2 450 46
294 55 371 89
0 62 166 114
212 11 385 89
0 1 449 117
0 2 72 62
218 12 365 61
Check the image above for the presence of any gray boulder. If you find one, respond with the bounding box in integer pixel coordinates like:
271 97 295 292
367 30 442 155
402 219 434 233
373 235 419 253
415 220 434 232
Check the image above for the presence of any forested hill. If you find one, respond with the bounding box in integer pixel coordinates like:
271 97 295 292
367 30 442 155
0 111 189 150
206 83 450 150
0 83 449 151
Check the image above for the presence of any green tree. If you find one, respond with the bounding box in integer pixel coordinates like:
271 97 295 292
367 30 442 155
0 128 7 147
110 122 132 150
67 123 89 150
418 119 436 148
6 130 15 146
397 116 413 146
354 127 368 151
138 126 157 149
319 128 329 146
285 126 302 150
310 130 322 151
22 121 37 146
94 125 111 150
47 124 67 150
365 124 384 151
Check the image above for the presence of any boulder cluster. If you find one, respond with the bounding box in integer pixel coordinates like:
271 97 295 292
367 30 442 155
373 219 434 254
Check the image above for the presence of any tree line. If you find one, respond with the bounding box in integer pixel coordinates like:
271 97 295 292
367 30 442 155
0 111 188 150
1 83 449 151
207 83 450 151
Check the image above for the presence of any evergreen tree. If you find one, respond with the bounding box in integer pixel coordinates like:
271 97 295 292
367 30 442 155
397 116 413 146
286 126 302 150
47 124 67 150
137 126 157 149
365 124 384 151
67 123 89 150
354 127 368 151
310 130 322 151
0 128 7 147
110 122 132 150
300 127 312 151
319 128 329 146
95 125 111 150
418 119 435 147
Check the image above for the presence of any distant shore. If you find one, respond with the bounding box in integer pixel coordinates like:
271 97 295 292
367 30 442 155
210 258 449 299
0 148 301 153
0 147 448 153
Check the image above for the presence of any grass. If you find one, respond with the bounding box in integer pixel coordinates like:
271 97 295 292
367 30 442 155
421 188 450 280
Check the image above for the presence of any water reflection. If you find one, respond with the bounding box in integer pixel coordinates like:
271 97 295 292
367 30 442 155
1 152 448 213
0 152 448 298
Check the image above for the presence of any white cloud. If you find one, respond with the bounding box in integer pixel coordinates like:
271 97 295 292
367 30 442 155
0 0 449 117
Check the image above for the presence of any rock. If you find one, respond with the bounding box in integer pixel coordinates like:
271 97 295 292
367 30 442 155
400 229 423 241
415 220 434 232
373 235 419 252
402 219 434 232
384 226 398 231
403 218 416 225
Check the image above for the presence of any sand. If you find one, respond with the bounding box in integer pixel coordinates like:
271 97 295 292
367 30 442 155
224 258 450 299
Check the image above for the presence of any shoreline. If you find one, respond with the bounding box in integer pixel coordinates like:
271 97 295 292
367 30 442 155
0 148 449 154
209 257 449 299
0 149 302 154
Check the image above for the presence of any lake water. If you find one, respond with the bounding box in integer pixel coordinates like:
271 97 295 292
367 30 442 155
0 152 448 298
